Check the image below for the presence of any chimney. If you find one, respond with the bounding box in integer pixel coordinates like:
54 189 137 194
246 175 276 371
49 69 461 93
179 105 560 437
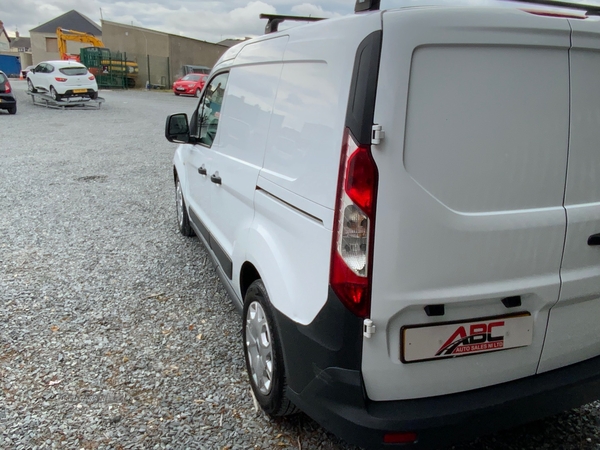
15 30 19 38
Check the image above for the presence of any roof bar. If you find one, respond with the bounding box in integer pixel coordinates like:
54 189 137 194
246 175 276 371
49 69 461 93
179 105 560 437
259 14 325 34
503 0 600 15
355 0 381 12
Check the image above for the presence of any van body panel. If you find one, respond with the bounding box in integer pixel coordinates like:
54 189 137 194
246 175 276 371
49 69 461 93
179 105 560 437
364 8 570 400
539 19 600 373
260 13 382 213
248 189 333 324
208 62 283 287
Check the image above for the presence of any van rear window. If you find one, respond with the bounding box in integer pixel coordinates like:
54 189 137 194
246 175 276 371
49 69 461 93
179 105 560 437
60 67 88 76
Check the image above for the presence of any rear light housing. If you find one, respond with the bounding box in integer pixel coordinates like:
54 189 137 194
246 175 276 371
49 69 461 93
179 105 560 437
55 77 67 82
330 128 379 318
88 75 95 81
4 82 11 93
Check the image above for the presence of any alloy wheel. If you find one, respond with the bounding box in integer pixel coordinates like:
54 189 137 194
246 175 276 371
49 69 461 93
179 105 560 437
245 301 273 395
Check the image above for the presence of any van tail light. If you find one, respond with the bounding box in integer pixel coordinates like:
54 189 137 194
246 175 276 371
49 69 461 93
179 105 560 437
330 128 379 318
55 77 67 82
383 432 418 444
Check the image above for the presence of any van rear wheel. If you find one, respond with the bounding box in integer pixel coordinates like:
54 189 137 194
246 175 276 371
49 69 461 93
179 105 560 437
243 280 298 417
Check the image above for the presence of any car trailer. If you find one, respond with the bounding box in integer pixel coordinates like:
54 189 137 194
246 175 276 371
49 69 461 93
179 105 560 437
26 91 104 110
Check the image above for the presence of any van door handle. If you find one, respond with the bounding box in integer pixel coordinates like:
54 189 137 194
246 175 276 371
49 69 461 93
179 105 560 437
210 172 222 185
588 233 600 246
198 165 207 175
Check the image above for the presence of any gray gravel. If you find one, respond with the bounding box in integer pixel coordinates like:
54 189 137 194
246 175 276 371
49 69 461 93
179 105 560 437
1 80 600 450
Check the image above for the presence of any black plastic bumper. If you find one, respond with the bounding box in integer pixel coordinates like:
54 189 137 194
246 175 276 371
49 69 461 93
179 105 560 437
0 94 16 109
274 289 600 449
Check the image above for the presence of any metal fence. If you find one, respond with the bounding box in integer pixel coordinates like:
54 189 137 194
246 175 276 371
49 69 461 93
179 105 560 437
80 47 132 89
127 53 171 89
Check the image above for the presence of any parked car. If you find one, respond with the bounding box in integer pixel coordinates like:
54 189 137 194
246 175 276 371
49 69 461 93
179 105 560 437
20 65 34 79
172 74 207 97
0 70 17 114
176 64 211 81
26 60 98 101
165 1 600 449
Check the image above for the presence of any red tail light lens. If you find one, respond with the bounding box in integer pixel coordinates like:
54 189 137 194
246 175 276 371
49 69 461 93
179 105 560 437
88 75 95 80
55 77 67 82
4 82 11 93
330 129 379 318
383 432 418 444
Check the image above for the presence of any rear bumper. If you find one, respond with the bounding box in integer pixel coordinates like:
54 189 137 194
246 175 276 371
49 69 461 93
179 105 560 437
61 88 96 98
274 289 600 449
0 94 16 108
288 355 600 449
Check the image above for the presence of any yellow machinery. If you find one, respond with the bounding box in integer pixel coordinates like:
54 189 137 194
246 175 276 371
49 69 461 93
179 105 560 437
56 27 139 88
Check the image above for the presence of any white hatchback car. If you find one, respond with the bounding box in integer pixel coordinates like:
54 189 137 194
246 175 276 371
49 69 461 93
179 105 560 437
27 60 98 101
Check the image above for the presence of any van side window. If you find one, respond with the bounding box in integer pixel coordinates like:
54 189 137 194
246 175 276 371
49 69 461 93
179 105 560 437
197 72 229 147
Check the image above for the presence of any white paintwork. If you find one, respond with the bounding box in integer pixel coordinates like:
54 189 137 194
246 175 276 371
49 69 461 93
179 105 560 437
27 60 97 95
539 16 600 373
363 8 570 400
260 13 382 219
173 3 600 407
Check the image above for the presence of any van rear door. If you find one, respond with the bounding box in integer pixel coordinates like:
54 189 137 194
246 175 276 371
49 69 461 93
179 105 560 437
364 8 571 401
538 18 600 373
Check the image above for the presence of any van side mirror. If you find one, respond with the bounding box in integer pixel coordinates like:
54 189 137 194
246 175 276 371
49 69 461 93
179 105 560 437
165 113 190 143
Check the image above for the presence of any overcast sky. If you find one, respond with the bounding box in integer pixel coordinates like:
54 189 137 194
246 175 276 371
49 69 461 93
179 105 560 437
1 0 360 43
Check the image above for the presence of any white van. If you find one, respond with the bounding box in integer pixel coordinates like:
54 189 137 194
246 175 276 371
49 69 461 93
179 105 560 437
165 0 600 447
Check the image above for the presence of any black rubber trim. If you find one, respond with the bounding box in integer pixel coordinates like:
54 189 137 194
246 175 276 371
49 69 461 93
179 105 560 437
189 207 233 279
345 30 382 146
209 234 232 280
271 287 364 400
189 208 210 243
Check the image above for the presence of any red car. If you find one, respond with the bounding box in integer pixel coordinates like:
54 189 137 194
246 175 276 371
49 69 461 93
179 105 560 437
173 74 207 97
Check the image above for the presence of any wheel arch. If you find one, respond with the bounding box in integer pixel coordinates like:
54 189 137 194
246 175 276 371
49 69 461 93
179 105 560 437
240 261 261 301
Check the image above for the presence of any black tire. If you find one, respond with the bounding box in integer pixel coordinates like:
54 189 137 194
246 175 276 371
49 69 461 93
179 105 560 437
89 91 98 100
126 78 136 89
243 280 298 417
175 178 194 237
8 105 16 115
50 86 61 101
27 79 36 93
174 92 180 96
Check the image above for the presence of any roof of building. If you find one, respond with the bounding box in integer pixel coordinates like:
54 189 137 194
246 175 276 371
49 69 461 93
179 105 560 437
30 10 101 35
10 37 31 49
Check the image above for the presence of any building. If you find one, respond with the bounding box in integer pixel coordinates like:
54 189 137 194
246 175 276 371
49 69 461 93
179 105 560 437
27 9 230 88
101 20 228 87
30 10 101 64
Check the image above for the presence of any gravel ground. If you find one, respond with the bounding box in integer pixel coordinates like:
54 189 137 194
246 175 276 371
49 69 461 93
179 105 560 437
1 80 600 450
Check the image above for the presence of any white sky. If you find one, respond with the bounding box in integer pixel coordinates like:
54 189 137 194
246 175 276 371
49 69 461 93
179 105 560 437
3 0 593 43
1 0 357 43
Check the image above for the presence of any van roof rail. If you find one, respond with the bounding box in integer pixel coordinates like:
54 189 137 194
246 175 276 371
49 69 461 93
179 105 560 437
259 13 326 34
505 0 600 15
355 0 381 12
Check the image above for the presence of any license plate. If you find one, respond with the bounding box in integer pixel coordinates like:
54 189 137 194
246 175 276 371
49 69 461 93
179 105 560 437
176 88 185 91
73 89 87 93
401 313 533 363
